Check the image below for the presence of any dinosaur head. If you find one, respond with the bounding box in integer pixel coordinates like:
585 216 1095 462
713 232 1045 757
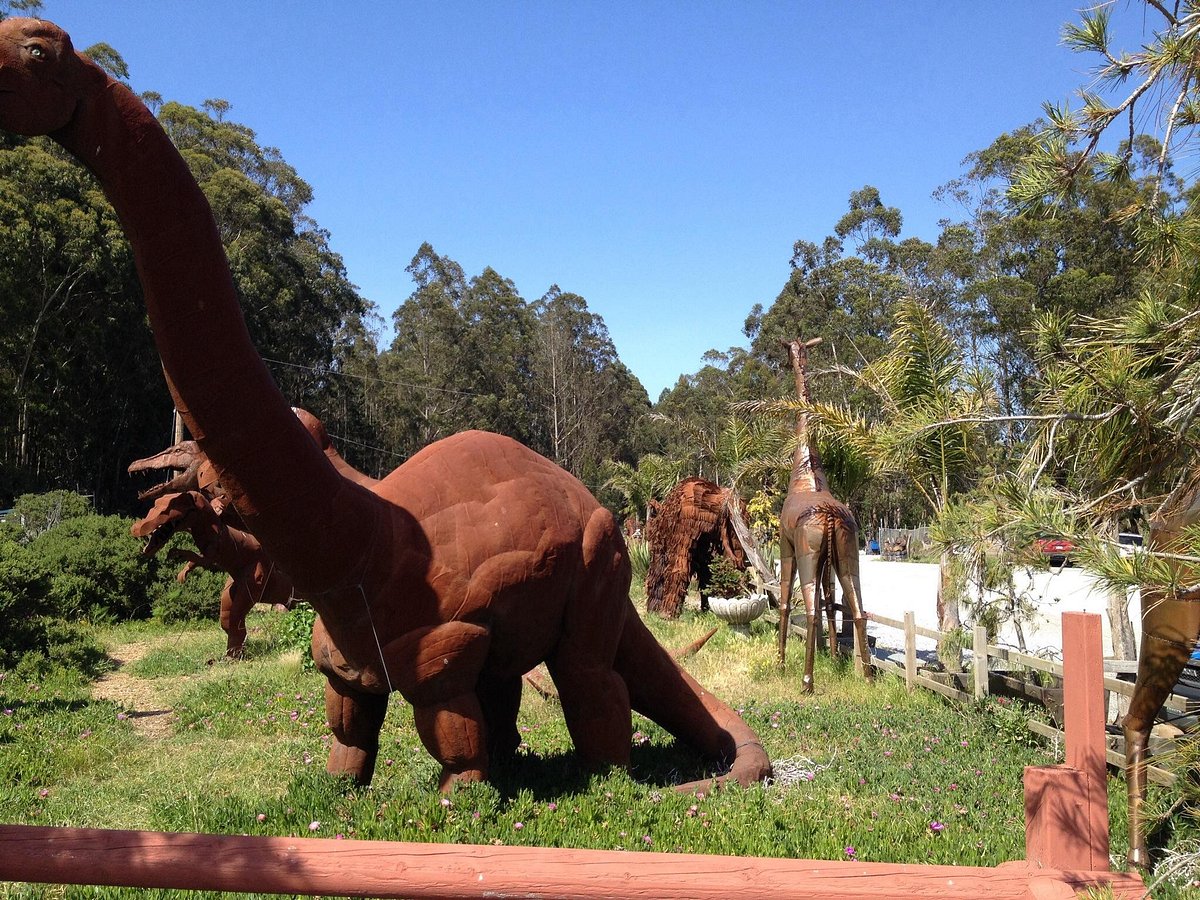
0 18 95 136
130 490 210 557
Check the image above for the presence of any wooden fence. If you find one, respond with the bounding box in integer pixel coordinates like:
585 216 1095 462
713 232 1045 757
867 611 1187 786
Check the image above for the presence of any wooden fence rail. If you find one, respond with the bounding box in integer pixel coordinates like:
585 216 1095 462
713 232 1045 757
0 614 1149 898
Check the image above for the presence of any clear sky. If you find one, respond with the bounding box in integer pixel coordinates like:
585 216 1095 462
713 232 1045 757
40 2 1146 400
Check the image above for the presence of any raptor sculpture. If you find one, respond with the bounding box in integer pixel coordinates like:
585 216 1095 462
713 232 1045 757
0 18 769 792
776 338 872 690
132 490 295 657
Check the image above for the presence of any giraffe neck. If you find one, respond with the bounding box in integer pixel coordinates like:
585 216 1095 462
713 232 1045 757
789 348 830 494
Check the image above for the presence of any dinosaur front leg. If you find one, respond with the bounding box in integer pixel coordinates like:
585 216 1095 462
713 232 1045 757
219 576 250 658
381 621 495 791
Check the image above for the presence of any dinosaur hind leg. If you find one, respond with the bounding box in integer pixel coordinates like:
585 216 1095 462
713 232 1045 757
546 511 634 769
219 577 250 658
324 675 389 785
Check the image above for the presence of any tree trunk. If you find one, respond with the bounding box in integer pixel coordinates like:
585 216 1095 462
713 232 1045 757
1107 586 1138 660
936 549 963 670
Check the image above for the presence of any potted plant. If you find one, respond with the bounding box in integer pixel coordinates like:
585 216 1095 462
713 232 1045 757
706 555 767 635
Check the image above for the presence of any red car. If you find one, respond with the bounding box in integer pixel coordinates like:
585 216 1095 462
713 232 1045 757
1035 535 1075 567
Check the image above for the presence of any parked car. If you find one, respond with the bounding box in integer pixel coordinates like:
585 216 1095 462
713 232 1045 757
1034 535 1074 567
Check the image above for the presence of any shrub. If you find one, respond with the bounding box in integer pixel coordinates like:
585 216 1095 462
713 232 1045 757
152 543 226 624
278 602 317 670
2 490 92 542
26 513 160 622
0 537 107 677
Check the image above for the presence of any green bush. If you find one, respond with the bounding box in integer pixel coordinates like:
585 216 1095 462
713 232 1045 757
1 490 92 542
153 552 226 624
0 537 107 677
25 513 159 622
278 602 317 670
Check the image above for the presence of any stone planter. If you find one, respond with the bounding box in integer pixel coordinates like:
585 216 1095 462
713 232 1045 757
708 593 768 636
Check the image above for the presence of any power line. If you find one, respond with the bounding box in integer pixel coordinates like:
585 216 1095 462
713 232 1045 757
261 356 481 398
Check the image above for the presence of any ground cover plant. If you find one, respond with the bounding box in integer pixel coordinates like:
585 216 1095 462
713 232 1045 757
0 596 1196 899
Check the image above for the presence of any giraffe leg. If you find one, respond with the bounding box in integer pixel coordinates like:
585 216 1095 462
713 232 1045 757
777 554 795 668
1124 593 1200 866
832 534 873 681
823 562 838 659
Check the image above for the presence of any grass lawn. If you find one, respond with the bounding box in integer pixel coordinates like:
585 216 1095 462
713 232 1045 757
1 592 1195 898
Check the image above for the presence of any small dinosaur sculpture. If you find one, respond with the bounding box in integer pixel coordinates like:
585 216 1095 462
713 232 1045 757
128 440 203 502
0 18 769 792
776 338 872 690
131 490 294 657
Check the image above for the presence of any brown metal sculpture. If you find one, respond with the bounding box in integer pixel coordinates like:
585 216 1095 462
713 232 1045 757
1122 481 1200 866
128 440 203 502
0 18 769 792
644 478 747 617
776 338 872 690
132 490 294 657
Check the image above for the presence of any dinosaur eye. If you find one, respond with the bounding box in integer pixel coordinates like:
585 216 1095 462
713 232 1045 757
27 44 46 59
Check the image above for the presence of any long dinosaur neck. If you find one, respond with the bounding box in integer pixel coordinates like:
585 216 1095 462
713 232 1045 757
788 349 829 494
51 64 372 591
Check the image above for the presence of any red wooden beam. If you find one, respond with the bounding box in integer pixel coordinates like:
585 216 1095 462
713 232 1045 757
1024 612 1111 871
0 824 1146 899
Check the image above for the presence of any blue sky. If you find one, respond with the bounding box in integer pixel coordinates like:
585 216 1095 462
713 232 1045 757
46 2 1144 400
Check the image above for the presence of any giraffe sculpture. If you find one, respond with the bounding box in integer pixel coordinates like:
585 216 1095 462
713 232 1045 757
776 337 872 690
0 18 769 793
1122 478 1200 866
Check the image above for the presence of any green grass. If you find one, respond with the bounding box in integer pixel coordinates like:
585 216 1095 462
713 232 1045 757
0 600 1196 898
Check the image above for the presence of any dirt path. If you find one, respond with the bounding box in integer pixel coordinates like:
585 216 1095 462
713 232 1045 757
92 640 175 739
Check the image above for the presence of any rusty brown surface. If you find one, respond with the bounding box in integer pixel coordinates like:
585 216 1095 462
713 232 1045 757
644 477 747 617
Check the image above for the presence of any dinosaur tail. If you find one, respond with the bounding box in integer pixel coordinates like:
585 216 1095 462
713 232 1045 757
615 613 771 791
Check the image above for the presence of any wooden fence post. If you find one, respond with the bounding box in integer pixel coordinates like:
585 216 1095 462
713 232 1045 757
904 611 916 693
972 625 988 700
1023 612 1110 871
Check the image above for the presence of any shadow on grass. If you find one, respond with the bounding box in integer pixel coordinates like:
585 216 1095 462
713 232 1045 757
483 741 718 801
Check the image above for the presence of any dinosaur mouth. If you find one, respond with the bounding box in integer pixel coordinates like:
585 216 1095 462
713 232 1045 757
140 523 174 557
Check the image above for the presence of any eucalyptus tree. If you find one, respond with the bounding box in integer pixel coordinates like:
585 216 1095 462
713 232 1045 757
531 286 650 486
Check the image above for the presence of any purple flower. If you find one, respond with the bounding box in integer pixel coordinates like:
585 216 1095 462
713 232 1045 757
844 846 856 858
308 821 320 832
642 835 652 845
256 813 267 822
930 821 945 834
513 822 524 831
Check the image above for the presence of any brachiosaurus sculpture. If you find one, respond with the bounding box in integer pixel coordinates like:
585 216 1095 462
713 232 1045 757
0 18 769 792
132 490 295 657
776 337 872 690
1123 480 1200 866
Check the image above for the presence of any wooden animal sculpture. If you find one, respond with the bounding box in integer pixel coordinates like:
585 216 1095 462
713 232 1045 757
644 477 747 617
776 337 872 690
1122 480 1200 866
0 18 769 792
131 490 295 657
